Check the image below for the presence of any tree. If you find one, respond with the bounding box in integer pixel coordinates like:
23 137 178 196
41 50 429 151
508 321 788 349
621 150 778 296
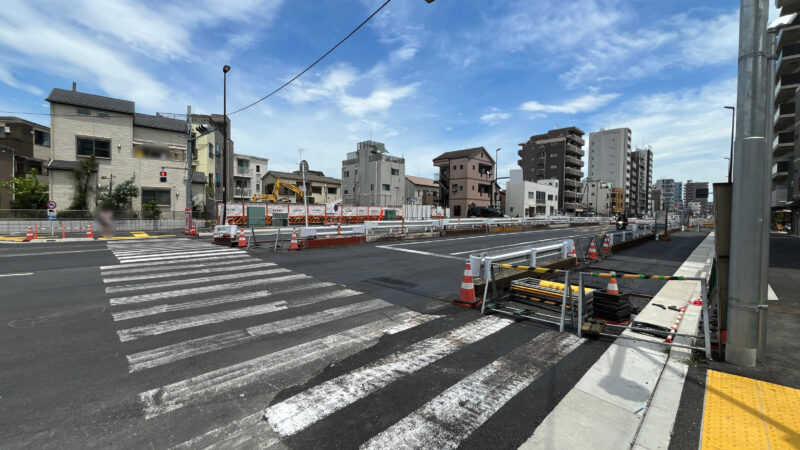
69 155 96 210
98 178 139 212
1 168 49 209
142 200 161 219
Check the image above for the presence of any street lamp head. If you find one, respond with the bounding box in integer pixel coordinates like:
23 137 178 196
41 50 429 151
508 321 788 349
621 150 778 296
724 105 735 110
223 65 231 73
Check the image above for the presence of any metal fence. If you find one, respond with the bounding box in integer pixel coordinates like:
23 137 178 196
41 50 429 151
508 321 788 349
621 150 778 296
0 209 217 221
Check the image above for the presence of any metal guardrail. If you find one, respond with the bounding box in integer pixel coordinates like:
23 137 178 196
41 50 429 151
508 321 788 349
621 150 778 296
469 241 570 278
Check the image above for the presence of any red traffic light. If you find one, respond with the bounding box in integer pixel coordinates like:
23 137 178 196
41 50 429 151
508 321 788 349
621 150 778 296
160 170 167 182
160 171 167 177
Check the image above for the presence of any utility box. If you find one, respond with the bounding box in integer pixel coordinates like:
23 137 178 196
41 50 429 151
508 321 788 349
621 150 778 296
383 210 397 220
246 206 266 227
272 212 288 227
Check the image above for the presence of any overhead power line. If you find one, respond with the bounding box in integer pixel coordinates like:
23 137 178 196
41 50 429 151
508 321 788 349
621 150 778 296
228 0 392 116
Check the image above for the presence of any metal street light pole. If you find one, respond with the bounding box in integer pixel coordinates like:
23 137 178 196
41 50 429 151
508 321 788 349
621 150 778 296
724 106 735 182
222 65 230 225
493 148 500 208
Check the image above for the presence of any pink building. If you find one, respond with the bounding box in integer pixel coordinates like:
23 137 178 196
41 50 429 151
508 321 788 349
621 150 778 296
433 147 496 217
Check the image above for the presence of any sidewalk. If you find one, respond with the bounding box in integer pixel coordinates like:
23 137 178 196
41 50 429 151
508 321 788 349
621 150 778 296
520 231 716 450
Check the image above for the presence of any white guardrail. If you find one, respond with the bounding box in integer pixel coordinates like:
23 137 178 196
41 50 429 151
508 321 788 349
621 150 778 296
469 241 571 278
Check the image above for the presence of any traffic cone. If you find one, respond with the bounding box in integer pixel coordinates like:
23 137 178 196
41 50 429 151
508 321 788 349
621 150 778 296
62 223 66 239
24 226 33 242
568 239 578 264
237 227 247 247
606 276 619 295
453 260 479 307
587 237 600 261
290 228 300 251
602 234 612 254
86 224 93 239
191 221 198 236
33 224 38 239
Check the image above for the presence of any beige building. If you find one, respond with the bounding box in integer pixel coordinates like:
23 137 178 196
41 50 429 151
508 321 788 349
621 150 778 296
433 147 496 217
233 153 269 200
404 175 439 205
261 170 341 204
45 86 205 216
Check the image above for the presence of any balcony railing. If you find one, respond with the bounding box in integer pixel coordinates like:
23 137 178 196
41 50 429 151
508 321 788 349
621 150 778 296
564 167 583 178
565 155 583 167
775 72 800 102
777 43 800 74
233 187 251 198
566 144 584 157
771 188 789 206
235 167 250 176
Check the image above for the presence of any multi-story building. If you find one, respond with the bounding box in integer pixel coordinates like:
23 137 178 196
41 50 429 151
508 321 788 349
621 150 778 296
655 179 675 211
191 114 232 209
433 147 495 217
674 181 683 210
404 175 439 206
0 117 50 208
632 146 653 216
651 188 664 212
506 169 559 217
611 187 625 214
581 179 612 216
341 140 405 206
517 126 585 214
587 128 632 210
684 180 709 215
261 169 341 204
774 2 800 234
232 153 268 201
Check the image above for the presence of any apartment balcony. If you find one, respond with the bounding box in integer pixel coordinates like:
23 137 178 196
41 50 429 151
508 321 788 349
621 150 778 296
233 187 251 198
773 130 795 157
563 179 579 188
771 187 789 207
567 135 585 146
775 72 800 104
564 167 583 178
777 13 800 50
772 160 791 181
235 167 251 177
563 190 578 199
563 201 579 211
566 144 584 157
564 155 583 167
777 42 800 78
774 102 795 130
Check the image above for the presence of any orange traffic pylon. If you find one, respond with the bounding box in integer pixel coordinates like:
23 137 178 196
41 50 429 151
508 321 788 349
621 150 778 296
587 237 600 261
602 234 612 254
237 227 247 247
62 223 66 239
86 224 93 239
568 239 578 264
290 228 300 251
190 221 198 236
453 260 480 308
33 224 39 239
606 276 619 295
24 226 33 242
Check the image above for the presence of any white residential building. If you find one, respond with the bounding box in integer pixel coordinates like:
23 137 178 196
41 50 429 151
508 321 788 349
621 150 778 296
588 128 631 210
581 179 612 216
232 153 268 200
506 169 559 217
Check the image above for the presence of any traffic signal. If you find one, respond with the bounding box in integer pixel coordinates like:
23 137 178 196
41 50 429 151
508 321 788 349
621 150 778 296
160 171 167 182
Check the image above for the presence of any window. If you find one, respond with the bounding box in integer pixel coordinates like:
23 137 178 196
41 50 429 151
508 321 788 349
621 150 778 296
382 184 390 191
473 165 476 170
550 165 557 169
34 130 50 146
547 194 554 200
256 184 260 192
454 205 461 216
344 170 350 177
528 192 534 199
328 187 337 194
550 153 557 158
344 189 349 194
452 184 458 192
453 165 457 170
370 184 374 191
256 165 260 173
208 143 214 157
77 108 90 115
76 137 111 158
216 174 221 187
536 191 546 203
311 186 322 194
142 189 171 206
237 159 249 171
459 164 463 169
391 168 399 176
96 112 109 118
472 185 475 190
215 143 220 156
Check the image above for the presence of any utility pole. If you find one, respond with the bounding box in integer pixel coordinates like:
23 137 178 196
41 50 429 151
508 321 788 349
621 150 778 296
299 151 309 227
186 105 193 213
222 65 230 224
727 0 769 367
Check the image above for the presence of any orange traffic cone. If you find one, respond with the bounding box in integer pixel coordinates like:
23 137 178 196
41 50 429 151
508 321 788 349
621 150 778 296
86 224 93 239
237 227 247 247
191 221 198 236
453 260 480 308
602 234 612 254
606 276 619 295
587 237 600 261
24 226 33 242
568 239 578 264
290 228 300 251
33 224 39 239
62 223 66 239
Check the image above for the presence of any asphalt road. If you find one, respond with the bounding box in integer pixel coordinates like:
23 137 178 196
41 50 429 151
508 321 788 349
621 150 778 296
1 225 679 449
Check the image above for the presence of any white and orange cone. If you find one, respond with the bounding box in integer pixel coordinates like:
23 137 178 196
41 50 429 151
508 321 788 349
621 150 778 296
454 260 478 307
606 276 619 295
61 223 66 239
569 239 578 264
587 237 600 261
290 228 300 251
24 226 33 242
602 234 612 254
237 227 247 247
86 224 93 239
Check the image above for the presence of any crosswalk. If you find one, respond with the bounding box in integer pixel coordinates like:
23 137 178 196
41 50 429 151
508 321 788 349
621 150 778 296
102 238 587 448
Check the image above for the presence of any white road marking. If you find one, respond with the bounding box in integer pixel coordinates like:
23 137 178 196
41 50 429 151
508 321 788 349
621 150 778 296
100 256 254 275
110 274 311 306
768 284 778 301
102 262 276 283
383 225 611 247
170 412 279 450
374 246 462 259
99 253 252 270
139 312 430 418
116 249 243 263
360 332 584 450
117 289 363 341
264 315 513 437
111 282 335 321
105 268 290 293
0 272 33 278
449 233 591 255
126 298 390 371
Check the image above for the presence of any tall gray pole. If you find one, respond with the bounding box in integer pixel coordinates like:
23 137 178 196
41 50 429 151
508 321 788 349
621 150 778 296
727 0 769 367
222 65 230 224
186 105 193 212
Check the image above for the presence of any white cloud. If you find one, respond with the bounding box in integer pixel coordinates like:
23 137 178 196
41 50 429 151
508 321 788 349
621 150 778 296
480 107 511 125
340 83 419 116
390 45 419 62
520 93 619 114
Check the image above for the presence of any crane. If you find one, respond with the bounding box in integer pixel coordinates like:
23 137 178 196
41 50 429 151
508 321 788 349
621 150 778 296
252 178 312 203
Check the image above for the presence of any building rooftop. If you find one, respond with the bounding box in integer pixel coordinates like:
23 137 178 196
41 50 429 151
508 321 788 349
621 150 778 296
405 175 438 187
134 113 185 132
46 88 135 115
0 116 50 130
263 170 341 185
432 147 493 163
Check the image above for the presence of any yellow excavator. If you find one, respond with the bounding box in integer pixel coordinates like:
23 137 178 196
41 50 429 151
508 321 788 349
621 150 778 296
252 178 312 203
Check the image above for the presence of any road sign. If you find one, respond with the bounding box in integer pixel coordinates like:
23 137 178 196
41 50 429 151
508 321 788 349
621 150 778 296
47 209 56 221
334 204 339 212
47 200 57 209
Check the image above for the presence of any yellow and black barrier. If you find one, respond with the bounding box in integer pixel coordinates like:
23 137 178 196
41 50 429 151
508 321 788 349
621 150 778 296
496 263 566 274
587 271 687 281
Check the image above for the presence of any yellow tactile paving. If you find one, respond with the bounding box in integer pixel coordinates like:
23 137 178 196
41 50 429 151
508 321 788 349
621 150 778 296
702 370 800 449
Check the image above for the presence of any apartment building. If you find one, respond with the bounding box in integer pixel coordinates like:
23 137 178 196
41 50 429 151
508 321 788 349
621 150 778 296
581 179 612 216
655 179 675 211
232 153 268 201
611 187 625 214
517 126 585 215
674 181 683 209
433 147 495 217
0 117 50 208
261 169 341 204
505 169 559 217
632 146 653 216
191 114 232 208
651 188 664 212
684 180 710 215
341 140 405 206
45 86 206 216
587 128 632 206
404 175 439 206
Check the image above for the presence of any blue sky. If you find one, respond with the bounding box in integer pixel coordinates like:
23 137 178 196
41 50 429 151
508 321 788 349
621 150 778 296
0 0 774 187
